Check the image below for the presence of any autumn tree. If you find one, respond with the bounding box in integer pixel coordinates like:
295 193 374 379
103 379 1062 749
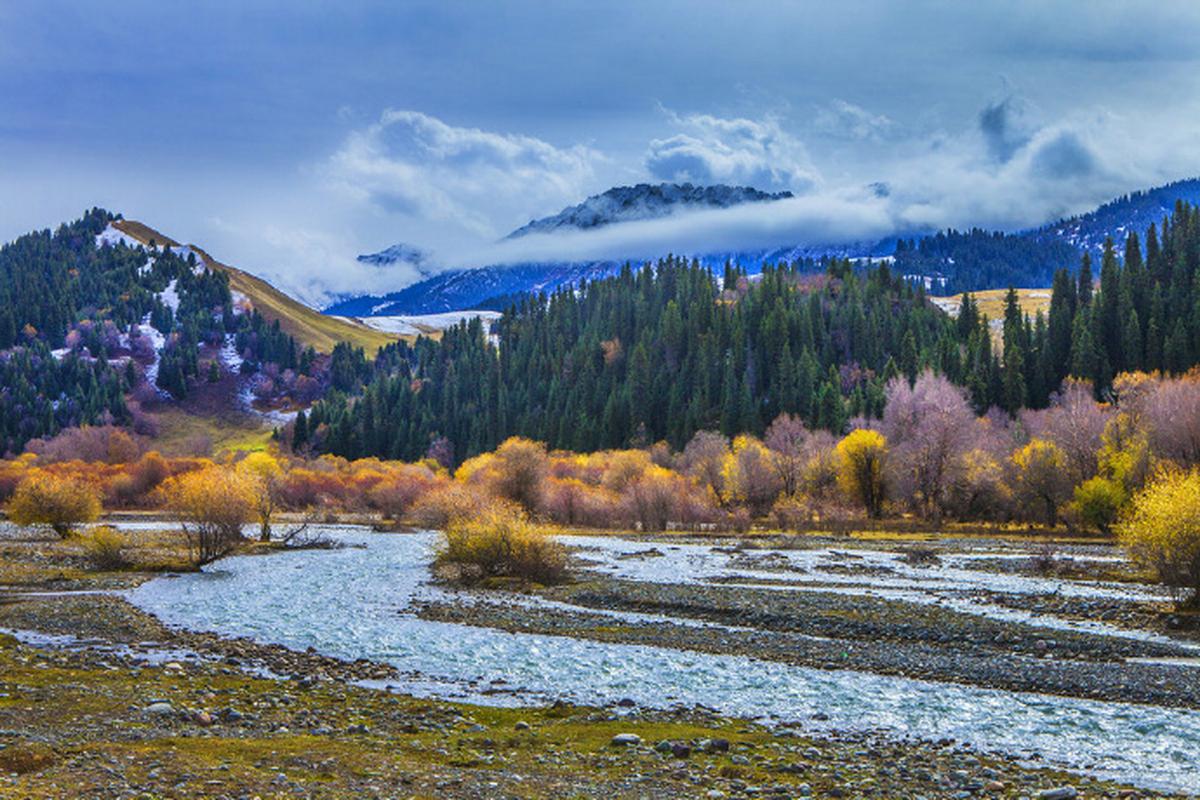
681 430 730 501
238 451 284 541
764 414 809 497
882 372 976 522
835 429 888 518
722 435 782 516
1118 469 1200 608
489 437 550 514
164 467 256 565
1019 380 1109 485
1010 439 1071 526
7 470 101 538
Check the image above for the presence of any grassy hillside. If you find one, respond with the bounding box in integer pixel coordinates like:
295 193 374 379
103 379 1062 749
931 287 1053 344
112 220 399 355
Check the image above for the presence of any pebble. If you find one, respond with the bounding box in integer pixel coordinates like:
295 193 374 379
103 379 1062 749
1038 788 1077 800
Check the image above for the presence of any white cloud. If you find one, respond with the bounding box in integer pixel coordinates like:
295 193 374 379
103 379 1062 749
813 99 896 142
645 110 820 192
327 109 603 238
433 95 1200 274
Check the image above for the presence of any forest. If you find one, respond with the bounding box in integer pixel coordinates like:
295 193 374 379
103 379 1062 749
302 199 1200 467
0 209 322 453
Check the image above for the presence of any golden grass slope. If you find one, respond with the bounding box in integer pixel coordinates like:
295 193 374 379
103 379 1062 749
931 287 1054 344
112 220 399 355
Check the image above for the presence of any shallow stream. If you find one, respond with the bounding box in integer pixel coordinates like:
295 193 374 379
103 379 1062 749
127 529 1200 793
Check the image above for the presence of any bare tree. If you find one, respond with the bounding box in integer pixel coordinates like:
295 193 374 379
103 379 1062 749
1140 375 1200 467
765 414 810 497
1019 380 1109 486
882 371 976 522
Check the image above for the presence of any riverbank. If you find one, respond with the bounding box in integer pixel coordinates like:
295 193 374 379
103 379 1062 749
0 521 1191 798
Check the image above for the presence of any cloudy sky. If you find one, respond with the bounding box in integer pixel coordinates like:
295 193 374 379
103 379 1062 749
3 1 1200 305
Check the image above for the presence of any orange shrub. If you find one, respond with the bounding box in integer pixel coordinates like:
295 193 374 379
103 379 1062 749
369 464 440 519
409 482 489 529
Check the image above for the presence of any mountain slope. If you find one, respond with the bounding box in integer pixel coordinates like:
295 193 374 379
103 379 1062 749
1033 177 1200 257
112 220 398 354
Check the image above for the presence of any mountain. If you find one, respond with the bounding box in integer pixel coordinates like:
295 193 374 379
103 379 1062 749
1034 178 1200 257
506 182 792 238
0 208 407 455
324 182 836 317
327 177 1200 317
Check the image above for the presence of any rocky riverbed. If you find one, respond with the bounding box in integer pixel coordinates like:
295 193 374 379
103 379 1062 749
1 522 1196 797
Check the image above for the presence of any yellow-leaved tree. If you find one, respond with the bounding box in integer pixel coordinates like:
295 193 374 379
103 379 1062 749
1117 468 1200 608
238 451 284 541
1011 439 1070 527
835 429 888 519
8 470 101 538
721 435 781 516
163 466 256 565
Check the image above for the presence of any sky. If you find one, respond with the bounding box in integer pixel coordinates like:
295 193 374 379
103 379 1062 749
3 1 1200 306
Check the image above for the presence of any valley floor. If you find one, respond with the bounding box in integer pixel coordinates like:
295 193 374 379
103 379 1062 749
0 522 1193 799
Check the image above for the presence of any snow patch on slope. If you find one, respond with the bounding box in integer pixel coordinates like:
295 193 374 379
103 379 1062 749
95 223 144 250
356 311 502 336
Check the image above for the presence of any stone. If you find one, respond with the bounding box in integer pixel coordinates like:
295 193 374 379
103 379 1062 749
145 702 174 716
610 733 641 747
514 721 530 731
1038 788 1077 800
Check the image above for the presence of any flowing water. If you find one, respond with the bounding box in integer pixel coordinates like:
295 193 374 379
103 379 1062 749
127 528 1200 793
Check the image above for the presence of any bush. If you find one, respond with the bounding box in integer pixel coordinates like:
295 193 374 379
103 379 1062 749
435 505 567 584
368 465 438 520
7 470 102 537
726 507 752 533
772 495 811 532
1118 468 1200 608
1071 476 1126 535
80 526 131 570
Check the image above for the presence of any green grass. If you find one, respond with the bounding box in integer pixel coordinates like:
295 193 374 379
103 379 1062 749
152 407 275 456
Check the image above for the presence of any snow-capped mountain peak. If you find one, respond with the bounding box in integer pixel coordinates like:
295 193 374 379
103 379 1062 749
505 182 793 239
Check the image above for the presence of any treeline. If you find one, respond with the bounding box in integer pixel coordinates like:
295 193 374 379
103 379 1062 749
304 258 960 462
982 198 1200 417
892 228 1079 293
1039 200 1200 392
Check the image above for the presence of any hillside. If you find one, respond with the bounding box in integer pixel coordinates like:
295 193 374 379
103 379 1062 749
930 287 1054 344
1035 178 1200 258
111 220 397 355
